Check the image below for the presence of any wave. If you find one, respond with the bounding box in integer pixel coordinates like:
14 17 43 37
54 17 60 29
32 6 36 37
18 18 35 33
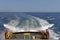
3 15 60 40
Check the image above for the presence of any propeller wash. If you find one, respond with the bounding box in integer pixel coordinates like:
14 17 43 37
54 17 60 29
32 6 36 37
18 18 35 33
2 15 60 40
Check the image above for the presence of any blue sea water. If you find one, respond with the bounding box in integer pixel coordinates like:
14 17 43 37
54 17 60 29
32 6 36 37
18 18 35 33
0 12 60 32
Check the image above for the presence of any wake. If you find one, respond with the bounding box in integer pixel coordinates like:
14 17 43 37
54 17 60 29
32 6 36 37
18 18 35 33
3 15 60 40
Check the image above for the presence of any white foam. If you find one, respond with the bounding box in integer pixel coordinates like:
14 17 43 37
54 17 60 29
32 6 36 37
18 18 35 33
3 15 60 40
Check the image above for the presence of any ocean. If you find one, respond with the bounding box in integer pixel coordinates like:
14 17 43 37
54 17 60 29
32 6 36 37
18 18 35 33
0 12 60 40
0 12 60 32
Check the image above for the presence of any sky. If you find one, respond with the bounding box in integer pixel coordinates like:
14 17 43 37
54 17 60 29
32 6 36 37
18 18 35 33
0 0 60 12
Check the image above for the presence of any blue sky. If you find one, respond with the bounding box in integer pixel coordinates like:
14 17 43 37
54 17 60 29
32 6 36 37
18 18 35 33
0 0 60 12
